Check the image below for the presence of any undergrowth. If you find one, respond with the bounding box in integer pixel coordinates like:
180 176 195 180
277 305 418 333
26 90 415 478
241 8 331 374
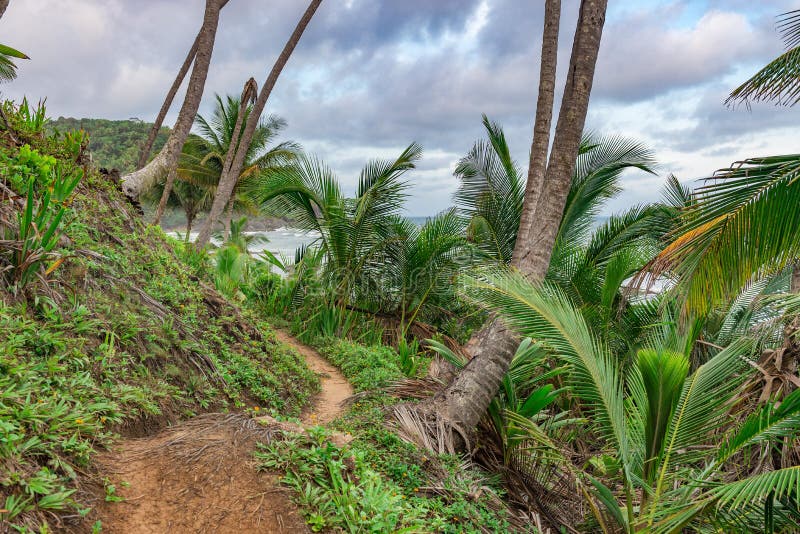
0 99 318 532
257 338 517 533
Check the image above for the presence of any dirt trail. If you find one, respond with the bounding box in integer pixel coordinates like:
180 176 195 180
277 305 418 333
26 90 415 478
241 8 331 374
274 330 353 425
89 330 353 534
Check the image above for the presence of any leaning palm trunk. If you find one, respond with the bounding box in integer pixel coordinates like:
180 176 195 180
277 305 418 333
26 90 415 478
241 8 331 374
222 195 235 239
434 0 608 431
194 0 323 248
152 168 177 225
121 0 223 200
194 78 256 241
137 35 199 171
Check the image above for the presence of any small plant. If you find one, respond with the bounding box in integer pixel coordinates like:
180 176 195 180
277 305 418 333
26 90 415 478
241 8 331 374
396 337 421 377
103 478 125 503
1 162 82 292
257 428 426 533
63 129 90 162
17 97 48 135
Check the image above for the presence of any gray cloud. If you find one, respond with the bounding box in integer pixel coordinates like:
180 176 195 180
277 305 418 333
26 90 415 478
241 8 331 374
1 0 798 215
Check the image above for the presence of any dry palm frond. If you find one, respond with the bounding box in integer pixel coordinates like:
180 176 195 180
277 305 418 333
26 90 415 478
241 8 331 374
391 404 470 455
385 376 445 400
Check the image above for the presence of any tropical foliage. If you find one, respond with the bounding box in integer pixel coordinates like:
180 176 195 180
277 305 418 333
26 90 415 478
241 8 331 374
179 94 300 218
465 270 800 532
48 117 169 173
454 114 657 265
0 42 28 82
727 9 800 107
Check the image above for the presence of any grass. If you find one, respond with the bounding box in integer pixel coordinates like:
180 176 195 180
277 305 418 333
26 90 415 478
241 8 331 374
256 337 517 533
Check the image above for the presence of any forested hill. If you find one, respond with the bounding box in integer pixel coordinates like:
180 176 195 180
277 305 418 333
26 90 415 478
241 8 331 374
48 117 169 173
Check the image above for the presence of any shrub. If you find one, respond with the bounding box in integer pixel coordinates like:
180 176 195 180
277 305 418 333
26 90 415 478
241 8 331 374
316 339 402 392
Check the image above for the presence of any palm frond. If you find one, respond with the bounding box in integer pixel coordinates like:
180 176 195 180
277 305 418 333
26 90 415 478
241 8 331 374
644 154 800 312
0 43 29 82
465 270 635 481
727 10 800 107
559 133 657 244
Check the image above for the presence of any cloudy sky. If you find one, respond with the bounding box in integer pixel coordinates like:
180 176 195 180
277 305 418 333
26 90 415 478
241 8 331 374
2 0 799 215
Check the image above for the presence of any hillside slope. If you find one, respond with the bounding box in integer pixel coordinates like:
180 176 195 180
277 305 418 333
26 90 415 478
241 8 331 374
0 101 318 532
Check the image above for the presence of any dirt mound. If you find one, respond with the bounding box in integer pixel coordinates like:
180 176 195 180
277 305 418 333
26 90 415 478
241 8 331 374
89 332 351 533
89 414 309 533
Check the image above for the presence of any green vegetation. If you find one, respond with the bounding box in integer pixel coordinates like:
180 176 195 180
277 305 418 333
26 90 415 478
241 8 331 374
257 339 515 533
48 117 169 173
2 4 800 532
0 99 317 531
241 110 800 532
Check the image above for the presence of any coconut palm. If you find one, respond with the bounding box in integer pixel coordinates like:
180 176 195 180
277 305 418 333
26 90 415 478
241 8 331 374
123 0 225 199
454 117 657 265
252 144 422 310
171 94 299 233
468 269 800 533
195 0 323 249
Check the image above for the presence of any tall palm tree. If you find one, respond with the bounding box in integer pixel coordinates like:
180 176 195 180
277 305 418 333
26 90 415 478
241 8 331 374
436 0 609 433
122 0 224 200
195 0 323 248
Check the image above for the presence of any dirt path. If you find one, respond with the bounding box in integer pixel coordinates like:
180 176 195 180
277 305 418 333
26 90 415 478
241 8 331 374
89 331 352 534
274 330 353 425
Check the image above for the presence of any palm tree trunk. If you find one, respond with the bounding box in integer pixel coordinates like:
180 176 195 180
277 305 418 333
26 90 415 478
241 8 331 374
222 195 235 240
512 0 561 267
792 262 800 293
194 79 255 245
0 1 10 19
194 0 323 249
121 0 224 200
185 209 194 241
434 0 608 431
153 168 177 225
136 35 198 170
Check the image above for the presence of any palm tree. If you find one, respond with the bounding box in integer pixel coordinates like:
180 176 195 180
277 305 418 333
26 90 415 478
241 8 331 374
454 117 657 266
384 210 470 335
436 0 609 433
469 269 800 533
167 94 300 234
122 0 224 200
144 170 212 238
252 144 421 311
195 0 323 249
